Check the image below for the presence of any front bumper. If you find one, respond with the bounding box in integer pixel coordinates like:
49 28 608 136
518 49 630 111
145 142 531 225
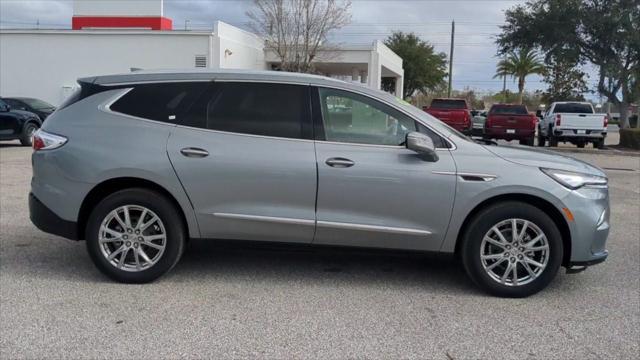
562 185 610 266
29 192 79 240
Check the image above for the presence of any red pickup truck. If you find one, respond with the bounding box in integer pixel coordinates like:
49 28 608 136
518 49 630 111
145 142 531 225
484 104 537 146
423 98 472 134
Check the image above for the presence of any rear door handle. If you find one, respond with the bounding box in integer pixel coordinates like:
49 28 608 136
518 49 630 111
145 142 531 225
326 157 355 168
180 147 209 158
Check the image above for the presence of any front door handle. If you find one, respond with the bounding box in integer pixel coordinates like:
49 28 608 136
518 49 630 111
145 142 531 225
326 157 355 168
180 147 209 158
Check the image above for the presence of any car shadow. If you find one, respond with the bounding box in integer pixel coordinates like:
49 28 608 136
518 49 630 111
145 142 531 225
14 236 480 296
0 141 24 148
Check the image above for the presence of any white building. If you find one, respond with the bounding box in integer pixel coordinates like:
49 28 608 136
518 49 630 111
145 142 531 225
0 0 404 106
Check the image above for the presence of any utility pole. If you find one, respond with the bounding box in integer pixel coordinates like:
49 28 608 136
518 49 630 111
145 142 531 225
447 20 455 98
502 72 507 103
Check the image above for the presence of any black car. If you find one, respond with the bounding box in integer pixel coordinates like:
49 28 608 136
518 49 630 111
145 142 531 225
2 97 56 121
0 98 41 146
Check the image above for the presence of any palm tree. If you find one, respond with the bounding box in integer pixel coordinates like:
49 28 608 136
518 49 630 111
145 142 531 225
494 48 545 104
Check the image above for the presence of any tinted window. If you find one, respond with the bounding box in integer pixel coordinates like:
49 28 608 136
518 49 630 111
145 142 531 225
430 99 467 109
184 82 310 139
2 99 24 110
111 82 208 122
490 105 528 115
553 103 593 114
318 88 416 146
20 98 54 110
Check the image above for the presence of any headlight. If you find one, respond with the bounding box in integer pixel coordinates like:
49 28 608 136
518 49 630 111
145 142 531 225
541 168 607 190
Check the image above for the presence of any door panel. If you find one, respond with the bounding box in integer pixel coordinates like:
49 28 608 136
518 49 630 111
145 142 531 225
314 143 456 250
168 128 317 243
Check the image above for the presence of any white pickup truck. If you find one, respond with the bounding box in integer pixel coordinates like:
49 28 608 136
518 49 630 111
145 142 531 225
538 102 608 149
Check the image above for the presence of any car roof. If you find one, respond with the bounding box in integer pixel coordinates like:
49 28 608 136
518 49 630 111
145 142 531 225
81 69 373 92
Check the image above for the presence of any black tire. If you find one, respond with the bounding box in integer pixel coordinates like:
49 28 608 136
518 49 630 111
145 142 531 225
460 201 563 298
19 122 38 146
86 188 186 283
522 137 534 146
548 126 558 147
576 142 585 148
537 131 546 147
594 139 605 149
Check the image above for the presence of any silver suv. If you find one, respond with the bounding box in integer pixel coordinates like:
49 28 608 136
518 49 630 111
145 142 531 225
29 70 610 297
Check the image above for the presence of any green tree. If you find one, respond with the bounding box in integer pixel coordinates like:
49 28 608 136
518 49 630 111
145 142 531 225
382 32 447 99
497 0 640 128
541 53 589 104
494 48 545 104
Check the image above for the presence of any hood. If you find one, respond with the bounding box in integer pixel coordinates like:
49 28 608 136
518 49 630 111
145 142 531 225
483 145 606 177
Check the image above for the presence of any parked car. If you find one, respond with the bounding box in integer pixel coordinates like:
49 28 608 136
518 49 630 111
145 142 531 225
484 104 537 146
538 102 608 148
0 98 41 146
30 70 609 297
471 110 487 136
423 98 472 134
2 97 56 121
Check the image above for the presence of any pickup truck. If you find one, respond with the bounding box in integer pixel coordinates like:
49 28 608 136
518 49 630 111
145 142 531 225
538 102 607 148
484 104 537 146
423 98 472 134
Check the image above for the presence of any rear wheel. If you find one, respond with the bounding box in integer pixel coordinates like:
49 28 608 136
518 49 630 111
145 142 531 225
86 188 185 283
537 131 546 147
519 137 534 146
594 139 605 149
576 142 585 148
460 202 563 297
19 122 38 146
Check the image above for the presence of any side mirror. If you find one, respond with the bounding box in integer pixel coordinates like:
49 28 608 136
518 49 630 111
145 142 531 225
406 132 439 162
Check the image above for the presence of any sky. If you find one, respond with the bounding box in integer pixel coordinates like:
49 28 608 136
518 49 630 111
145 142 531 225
0 0 601 100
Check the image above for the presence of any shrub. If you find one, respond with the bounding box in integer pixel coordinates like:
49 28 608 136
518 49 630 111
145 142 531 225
619 128 640 149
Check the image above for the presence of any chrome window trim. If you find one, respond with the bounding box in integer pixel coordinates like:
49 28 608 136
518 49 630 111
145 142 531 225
99 80 455 151
213 212 315 226
317 220 432 236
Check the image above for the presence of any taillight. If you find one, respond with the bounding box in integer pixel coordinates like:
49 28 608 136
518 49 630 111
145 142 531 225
464 111 471 126
604 115 608 128
555 114 561 126
32 129 67 151
532 115 538 127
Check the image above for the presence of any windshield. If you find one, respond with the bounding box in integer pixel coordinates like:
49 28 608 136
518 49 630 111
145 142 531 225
429 99 467 109
553 103 593 114
490 105 528 115
20 98 55 110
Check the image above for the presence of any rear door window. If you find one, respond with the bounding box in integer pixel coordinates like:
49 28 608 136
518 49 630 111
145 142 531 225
183 82 312 139
110 82 209 123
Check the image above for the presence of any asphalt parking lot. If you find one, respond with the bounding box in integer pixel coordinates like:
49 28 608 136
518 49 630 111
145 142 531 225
1 142 638 359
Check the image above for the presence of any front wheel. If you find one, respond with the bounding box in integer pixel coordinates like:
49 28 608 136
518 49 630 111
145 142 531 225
537 132 546 147
460 202 563 297
86 188 186 283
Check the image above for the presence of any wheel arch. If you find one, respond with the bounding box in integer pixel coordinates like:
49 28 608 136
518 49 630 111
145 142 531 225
453 193 572 266
77 177 191 241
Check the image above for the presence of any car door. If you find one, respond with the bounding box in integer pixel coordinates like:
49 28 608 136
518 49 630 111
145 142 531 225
0 99 21 139
167 82 317 243
312 87 457 251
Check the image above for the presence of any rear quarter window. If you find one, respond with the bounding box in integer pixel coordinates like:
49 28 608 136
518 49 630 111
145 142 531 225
110 82 209 123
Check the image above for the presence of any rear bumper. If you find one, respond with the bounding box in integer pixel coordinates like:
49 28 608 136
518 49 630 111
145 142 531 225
553 129 606 139
484 128 535 140
29 192 79 240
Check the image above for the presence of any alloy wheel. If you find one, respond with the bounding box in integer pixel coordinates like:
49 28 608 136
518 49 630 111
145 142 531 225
98 205 167 272
480 218 550 286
